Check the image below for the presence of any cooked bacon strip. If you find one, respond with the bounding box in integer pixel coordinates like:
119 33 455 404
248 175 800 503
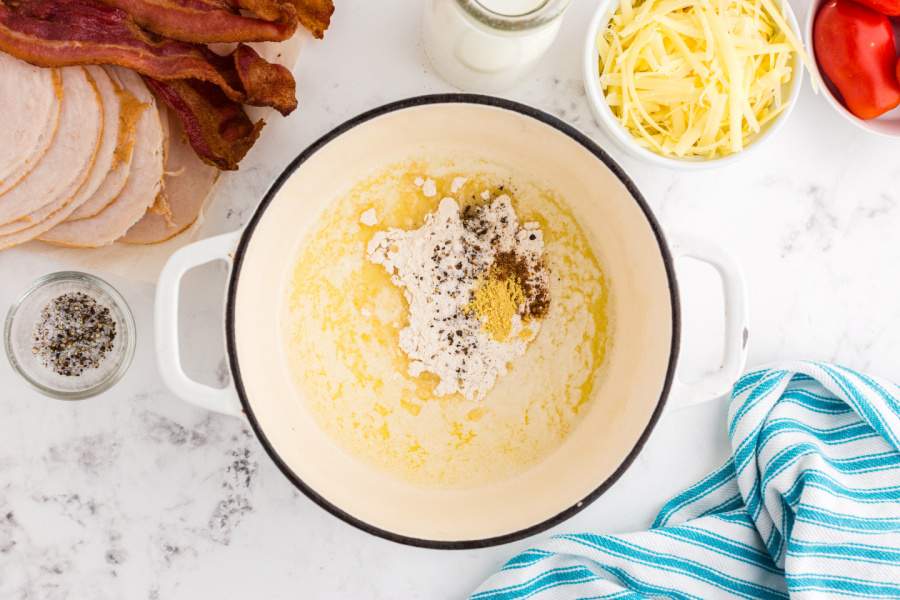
144 77 262 170
231 0 290 21
291 0 333 38
153 45 293 169
98 0 296 43
215 0 332 36
0 0 297 113
232 44 296 111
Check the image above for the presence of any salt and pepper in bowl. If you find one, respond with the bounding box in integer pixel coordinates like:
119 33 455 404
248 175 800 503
4 271 135 400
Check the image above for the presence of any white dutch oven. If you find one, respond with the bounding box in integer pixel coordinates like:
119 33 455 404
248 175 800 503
156 96 748 548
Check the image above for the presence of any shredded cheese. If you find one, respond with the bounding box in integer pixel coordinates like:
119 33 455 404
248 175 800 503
597 0 809 159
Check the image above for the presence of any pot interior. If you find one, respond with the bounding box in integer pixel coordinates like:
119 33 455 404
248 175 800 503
230 99 676 545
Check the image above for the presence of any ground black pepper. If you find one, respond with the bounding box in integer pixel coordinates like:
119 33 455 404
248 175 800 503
32 292 117 377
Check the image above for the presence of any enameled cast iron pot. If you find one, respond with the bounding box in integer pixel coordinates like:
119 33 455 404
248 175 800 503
155 95 749 549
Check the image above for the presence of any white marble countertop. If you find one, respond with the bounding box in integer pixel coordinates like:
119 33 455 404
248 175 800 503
2 0 900 597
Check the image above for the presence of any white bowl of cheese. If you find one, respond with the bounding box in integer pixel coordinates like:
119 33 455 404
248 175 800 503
582 0 806 169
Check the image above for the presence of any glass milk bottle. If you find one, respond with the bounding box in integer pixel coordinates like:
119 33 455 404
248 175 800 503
423 0 571 93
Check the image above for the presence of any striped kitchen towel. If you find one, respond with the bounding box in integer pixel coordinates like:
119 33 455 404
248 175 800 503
472 362 900 599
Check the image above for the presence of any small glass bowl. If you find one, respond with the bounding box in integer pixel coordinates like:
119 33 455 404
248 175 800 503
4 271 136 400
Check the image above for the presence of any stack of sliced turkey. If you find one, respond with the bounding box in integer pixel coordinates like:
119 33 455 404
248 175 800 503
0 53 219 250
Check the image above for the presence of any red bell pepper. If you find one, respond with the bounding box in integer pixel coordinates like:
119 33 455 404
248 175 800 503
814 0 900 120
851 0 900 16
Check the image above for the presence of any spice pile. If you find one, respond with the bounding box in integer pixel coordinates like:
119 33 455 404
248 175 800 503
32 292 117 377
367 187 549 400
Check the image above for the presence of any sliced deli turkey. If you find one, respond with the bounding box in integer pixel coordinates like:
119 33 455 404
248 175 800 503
121 108 219 244
40 69 164 248
68 66 146 221
0 66 102 248
0 52 61 196
0 66 125 237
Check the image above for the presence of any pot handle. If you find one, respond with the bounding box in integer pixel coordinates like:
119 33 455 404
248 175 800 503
666 232 749 410
155 231 243 418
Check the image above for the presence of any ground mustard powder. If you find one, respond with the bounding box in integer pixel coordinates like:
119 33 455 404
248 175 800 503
467 274 526 341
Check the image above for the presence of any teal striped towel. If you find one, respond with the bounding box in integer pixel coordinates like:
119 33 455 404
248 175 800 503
472 362 900 599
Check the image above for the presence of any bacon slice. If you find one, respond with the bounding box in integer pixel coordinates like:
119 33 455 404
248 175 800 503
215 0 332 37
233 0 290 21
97 0 297 43
232 43 296 111
143 76 262 170
291 0 333 39
0 0 297 114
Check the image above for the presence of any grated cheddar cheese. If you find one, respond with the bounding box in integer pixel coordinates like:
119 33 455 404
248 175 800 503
597 0 811 159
